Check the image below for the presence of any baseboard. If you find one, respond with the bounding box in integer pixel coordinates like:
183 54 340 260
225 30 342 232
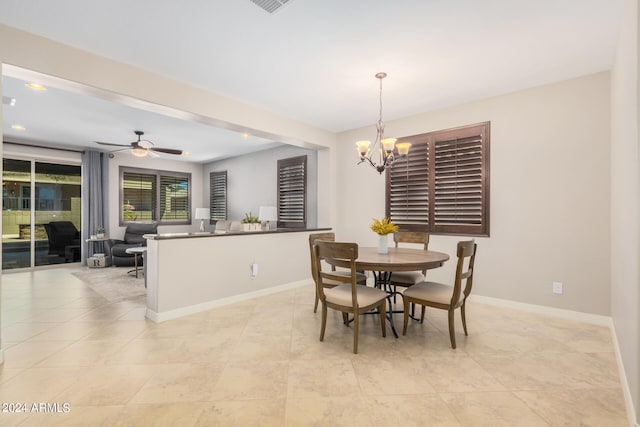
468 294 637 425
610 321 639 427
468 294 611 326
146 279 309 323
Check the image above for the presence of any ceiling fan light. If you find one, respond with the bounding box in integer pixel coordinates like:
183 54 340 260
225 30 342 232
131 147 148 157
138 140 153 149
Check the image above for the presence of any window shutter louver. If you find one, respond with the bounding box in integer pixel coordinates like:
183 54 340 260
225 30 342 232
278 155 307 228
387 141 429 228
210 171 227 221
160 175 189 221
120 167 191 225
433 134 484 233
386 122 489 236
122 172 156 221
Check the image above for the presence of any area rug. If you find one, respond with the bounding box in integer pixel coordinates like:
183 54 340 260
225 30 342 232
73 267 146 302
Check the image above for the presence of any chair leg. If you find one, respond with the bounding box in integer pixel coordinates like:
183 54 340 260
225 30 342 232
380 299 387 338
314 290 319 313
393 285 397 303
342 312 349 325
448 309 457 349
402 296 410 335
353 312 359 354
420 305 426 323
461 301 468 336
320 304 327 342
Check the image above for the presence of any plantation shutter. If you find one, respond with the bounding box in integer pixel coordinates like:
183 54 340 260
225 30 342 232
209 171 227 221
122 171 156 222
433 131 486 235
387 139 429 228
385 122 490 236
159 174 190 221
277 155 307 228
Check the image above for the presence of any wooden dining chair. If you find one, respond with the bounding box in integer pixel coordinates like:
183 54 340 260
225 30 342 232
401 240 477 349
390 231 430 308
309 232 367 313
315 240 387 354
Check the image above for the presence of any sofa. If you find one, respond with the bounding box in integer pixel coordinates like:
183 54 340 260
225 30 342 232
110 222 158 267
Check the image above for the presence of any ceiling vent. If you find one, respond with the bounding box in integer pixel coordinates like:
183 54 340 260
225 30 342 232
249 0 293 14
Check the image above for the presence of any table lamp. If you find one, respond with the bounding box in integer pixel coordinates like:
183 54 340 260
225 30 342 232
195 208 210 232
258 206 277 231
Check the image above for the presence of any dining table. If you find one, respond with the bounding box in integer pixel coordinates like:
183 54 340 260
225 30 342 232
326 246 450 337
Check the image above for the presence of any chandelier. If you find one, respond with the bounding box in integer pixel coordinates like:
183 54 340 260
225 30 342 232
356 72 411 174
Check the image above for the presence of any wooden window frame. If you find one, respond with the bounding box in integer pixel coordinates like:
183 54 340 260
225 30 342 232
277 155 307 228
386 122 490 236
119 166 191 226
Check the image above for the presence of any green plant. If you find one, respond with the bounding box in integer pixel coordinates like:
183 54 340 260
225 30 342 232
95 227 105 234
123 200 137 221
241 212 260 224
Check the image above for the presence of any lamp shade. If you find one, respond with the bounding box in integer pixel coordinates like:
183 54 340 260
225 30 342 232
258 206 277 222
195 208 210 220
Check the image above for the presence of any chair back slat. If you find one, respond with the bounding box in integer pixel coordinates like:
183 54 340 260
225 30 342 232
314 241 359 307
393 231 429 249
450 240 477 305
308 232 336 287
394 231 430 275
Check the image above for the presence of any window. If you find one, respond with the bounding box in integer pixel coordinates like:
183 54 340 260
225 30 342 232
277 155 307 228
386 122 490 236
209 171 227 221
120 167 191 225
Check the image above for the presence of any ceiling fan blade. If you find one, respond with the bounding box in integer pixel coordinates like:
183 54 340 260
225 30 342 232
94 141 130 148
150 147 183 155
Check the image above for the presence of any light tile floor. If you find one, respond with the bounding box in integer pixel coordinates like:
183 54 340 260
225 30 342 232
0 267 629 426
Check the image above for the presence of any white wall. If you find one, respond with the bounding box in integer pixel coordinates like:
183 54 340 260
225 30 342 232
336 73 611 316
203 145 318 227
610 0 639 422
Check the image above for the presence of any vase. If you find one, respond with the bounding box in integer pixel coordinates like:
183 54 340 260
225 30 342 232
378 234 389 254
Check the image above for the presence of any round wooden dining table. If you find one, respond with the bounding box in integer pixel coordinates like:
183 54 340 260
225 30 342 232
326 247 450 337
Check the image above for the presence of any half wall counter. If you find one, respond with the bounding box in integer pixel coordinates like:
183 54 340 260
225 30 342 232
143 228 328 322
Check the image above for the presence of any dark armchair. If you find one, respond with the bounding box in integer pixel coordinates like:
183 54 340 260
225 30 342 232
110 222 157 267
43 221 81 261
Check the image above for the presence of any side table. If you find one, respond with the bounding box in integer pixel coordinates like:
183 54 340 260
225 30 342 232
125 246 147 279
86 236 111 264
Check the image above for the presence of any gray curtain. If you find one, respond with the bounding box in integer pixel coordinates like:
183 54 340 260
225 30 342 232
81 151 109 265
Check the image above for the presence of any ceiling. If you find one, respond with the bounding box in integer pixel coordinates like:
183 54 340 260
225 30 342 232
0 0 625 163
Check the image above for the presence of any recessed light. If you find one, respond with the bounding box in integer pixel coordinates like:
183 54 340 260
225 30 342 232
11 124 26 131
182 151 191 157
25 83 46 91
241 133 250 139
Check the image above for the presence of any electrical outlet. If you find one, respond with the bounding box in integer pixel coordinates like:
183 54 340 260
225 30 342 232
552 282 563 294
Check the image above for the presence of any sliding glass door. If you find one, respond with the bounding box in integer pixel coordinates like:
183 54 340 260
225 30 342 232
2 158 81 270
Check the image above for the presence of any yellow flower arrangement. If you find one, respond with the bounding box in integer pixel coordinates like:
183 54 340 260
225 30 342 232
370 217 398 235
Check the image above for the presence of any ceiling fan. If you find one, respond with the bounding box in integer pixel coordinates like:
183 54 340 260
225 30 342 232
94 130 182 157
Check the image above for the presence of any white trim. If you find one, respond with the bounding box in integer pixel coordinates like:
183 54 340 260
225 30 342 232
610 322 639 427
467 295 611 326
468 294 637 425
146 279 308 323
